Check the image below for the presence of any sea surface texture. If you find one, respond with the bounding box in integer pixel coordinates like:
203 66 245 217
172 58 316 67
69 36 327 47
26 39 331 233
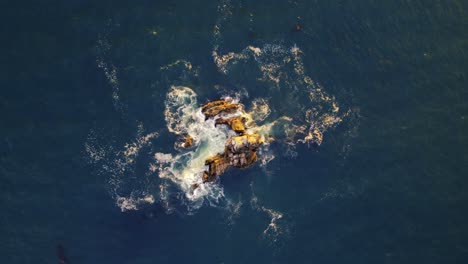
2 0 468 263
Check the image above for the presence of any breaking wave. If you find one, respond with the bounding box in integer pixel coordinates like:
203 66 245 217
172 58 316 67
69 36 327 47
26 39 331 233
153 85 287 210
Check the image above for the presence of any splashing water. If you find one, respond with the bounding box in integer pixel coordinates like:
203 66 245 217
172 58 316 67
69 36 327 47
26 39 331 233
153 86 291 210
86 2 358 244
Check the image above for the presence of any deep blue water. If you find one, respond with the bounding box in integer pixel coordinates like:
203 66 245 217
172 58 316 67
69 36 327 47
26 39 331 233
2 0 468 263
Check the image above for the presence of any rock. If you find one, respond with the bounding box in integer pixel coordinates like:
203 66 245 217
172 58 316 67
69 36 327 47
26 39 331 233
225 134 263 153
201 99 240 119
200 99 264 183
216 117 247 134
182 136 193 148
203 154 230 182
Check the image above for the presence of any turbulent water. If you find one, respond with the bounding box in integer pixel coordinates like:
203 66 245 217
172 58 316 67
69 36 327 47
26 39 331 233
5 0 468 263
84 0 358 241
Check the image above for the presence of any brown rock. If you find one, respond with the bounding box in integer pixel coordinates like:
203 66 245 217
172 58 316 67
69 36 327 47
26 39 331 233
199 99 265 183
201 99 240 119
201 99 228 112
182 136 194 148
203 154 230 182
216 117 247 134
225 134 263 153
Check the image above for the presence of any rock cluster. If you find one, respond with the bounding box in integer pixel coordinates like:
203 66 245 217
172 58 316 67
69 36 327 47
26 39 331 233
200 99 263 183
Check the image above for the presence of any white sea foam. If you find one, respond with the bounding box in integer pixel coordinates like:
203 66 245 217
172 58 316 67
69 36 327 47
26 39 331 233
154 86 245 208
85 0 359 224
212 43 350 148
250 183 288 242
116 194 155 212
84 124 160 213
249 98 271 122
96 30 126 114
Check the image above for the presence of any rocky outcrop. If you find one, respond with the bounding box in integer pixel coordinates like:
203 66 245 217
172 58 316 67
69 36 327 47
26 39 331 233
215 116 247 134
202 154 230 183
200 100 263 183
201 99 240 120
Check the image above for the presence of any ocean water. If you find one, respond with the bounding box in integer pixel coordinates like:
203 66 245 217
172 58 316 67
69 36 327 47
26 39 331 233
2 0 468 263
